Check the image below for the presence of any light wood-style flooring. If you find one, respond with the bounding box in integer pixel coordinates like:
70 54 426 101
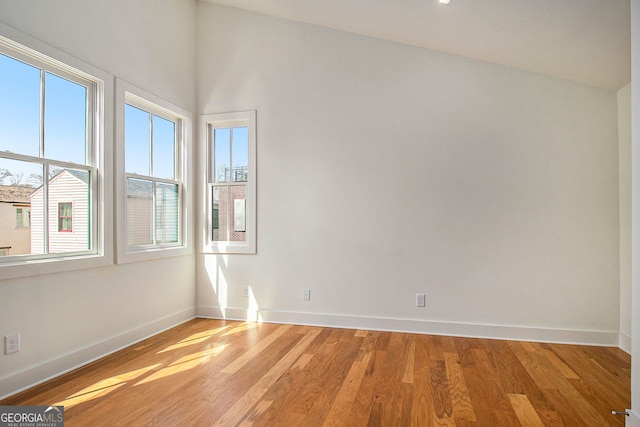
0 318 631 426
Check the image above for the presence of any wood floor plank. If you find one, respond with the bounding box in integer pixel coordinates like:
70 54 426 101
214 328 320 426
482 339 560 421
0 319 630 426
409 335 437 426
510 342 613 426
443 352 475 422
368 332 414 426
322 352 373 425
220 324 292 373
508 393 545 427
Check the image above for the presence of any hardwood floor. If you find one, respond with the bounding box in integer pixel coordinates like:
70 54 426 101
0 319 630 426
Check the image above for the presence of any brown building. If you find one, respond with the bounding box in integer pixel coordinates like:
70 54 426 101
0 185 33 256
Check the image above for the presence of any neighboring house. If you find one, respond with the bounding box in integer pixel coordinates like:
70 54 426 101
29 170 179 253
126 178 179 246
212 165 247 243
0 185 33 256
30 170 90 254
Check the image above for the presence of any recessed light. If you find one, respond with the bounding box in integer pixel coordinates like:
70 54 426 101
439 0 451 4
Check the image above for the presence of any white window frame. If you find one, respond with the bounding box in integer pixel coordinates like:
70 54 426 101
201 111 256 254
115 79 192 263
0 23 113 280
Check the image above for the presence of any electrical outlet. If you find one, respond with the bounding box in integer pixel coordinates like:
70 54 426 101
416 294 426 307
5 333 20 355
242 286 250 297
303 289 311 301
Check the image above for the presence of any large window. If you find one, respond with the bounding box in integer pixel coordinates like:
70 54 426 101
0 34 103 265
202 111 256 254
115 80 191 262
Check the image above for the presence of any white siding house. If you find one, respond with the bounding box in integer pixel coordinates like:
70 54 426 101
30 170 90 254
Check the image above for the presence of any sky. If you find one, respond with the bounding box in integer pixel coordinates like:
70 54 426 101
0 52 88 185
1 49 248 187
213 126 249 183
0 51 180 187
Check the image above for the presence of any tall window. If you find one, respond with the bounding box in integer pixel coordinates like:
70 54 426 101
0 36 100 261
123 94 184 250
202 111 256 254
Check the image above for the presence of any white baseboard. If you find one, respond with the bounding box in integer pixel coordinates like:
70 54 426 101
620 332 632 354
0 307 196 400
196 305 619 347
627 410 640 427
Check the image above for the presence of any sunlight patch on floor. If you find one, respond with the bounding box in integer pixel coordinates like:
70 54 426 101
55 364 160 409
135 344 228 385
157 325 231 353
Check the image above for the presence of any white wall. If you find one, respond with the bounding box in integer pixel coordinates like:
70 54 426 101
629 0 640 424
0 0 197 398
197 5 621 344
619 83 632 354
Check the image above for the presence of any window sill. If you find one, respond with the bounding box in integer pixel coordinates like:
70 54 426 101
0 253 112 281
116 245 193 264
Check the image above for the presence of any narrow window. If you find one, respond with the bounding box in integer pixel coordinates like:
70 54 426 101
203 111 256 254
16 208 23 228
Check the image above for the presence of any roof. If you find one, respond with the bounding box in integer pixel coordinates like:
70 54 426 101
0 185 35 203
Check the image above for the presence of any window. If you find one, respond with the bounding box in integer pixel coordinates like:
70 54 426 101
15 207 30 228
0 30 107 270
58 203 72 232
115 80 191 263
202 111 256 254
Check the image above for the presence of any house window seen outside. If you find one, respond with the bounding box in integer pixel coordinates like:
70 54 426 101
15 207 30 228
58 203 72 232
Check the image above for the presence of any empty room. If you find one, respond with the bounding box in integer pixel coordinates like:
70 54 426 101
0 0 639 425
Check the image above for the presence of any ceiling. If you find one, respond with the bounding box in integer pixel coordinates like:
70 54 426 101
202 0 630 91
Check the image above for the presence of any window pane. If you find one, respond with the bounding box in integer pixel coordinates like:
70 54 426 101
0 157 43 187
127 178 153 246
152 115 175 180
0 158 42 255
232 127 248 182
229 185 246 242
47 168 90 253
44 73 87 165
210 185 246 243
156 182 179 243
214 128 230 183
125 104 150 175
211 186 226 241
0 53 40 157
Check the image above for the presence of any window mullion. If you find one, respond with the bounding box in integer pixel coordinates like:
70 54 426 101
227 128 233 241
43 163 49 254
39 69 45 158
40 70 48 254
149 113 154 178
151 180 157 245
